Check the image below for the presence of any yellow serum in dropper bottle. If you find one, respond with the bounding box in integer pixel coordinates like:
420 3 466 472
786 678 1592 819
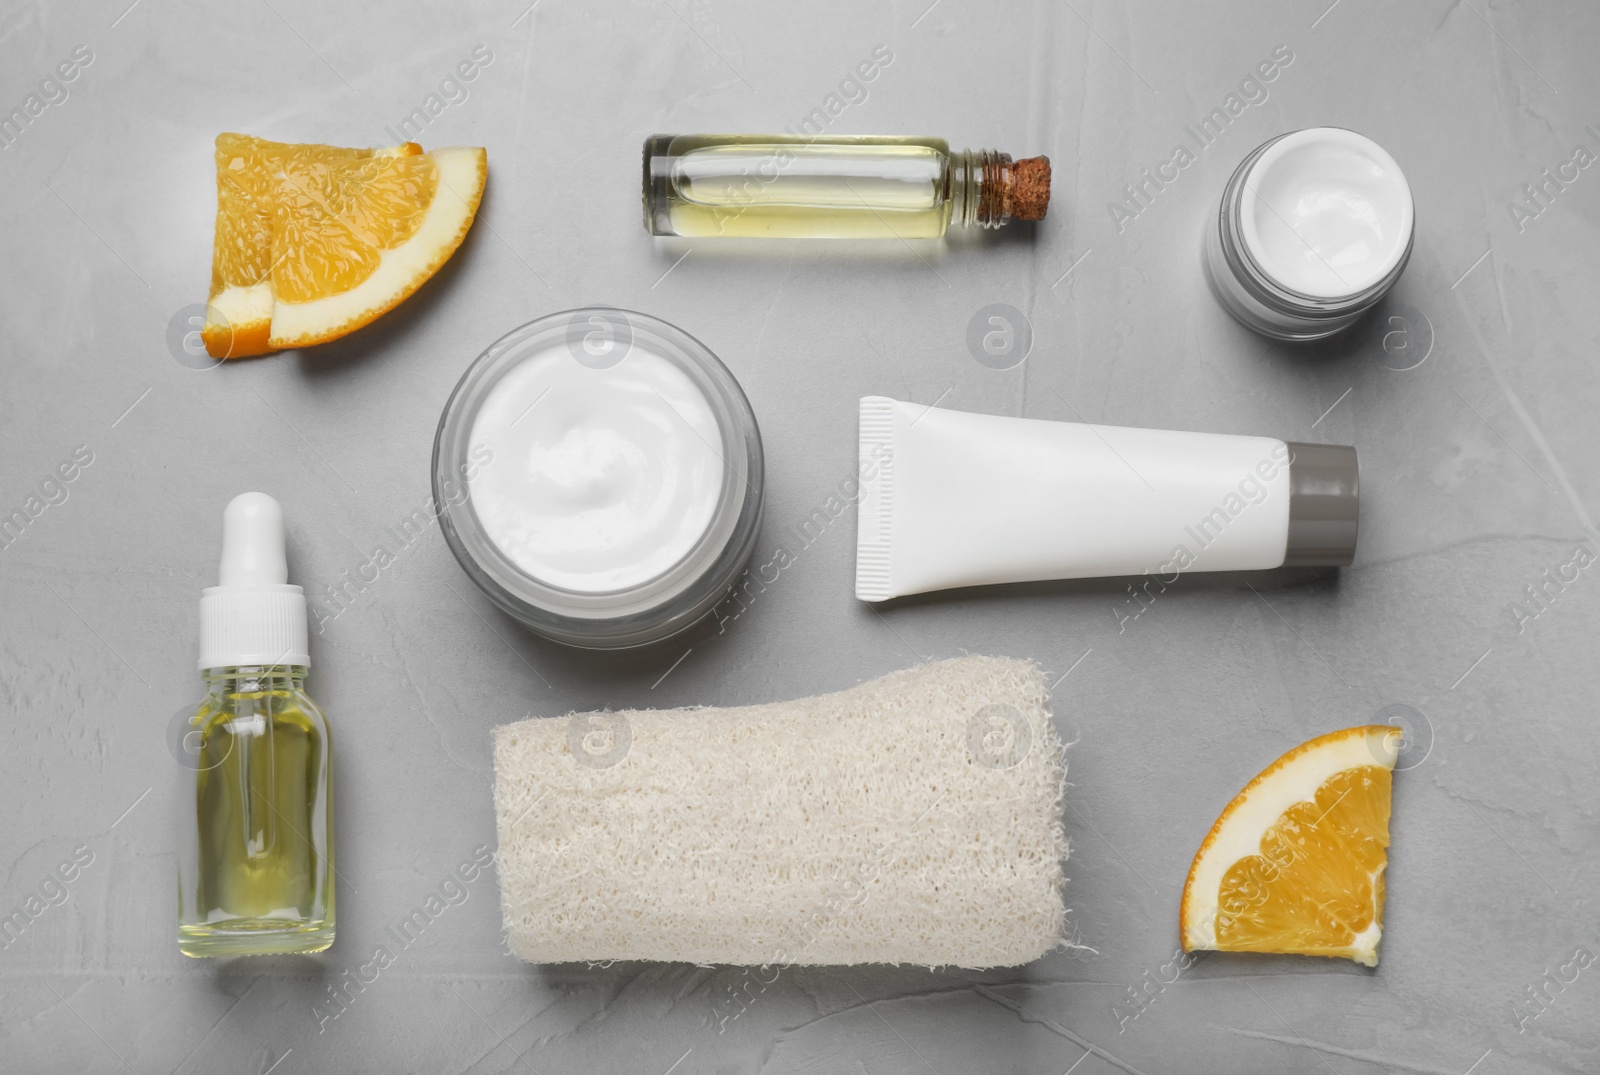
177 492 334 957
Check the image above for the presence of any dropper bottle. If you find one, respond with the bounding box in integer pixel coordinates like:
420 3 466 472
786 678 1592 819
177 492 334 957
643 134 1051 238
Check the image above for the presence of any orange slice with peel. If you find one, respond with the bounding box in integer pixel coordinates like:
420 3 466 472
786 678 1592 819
202 134 485 358
266 145 485 350
204 134 419 358
1180 725 1400 966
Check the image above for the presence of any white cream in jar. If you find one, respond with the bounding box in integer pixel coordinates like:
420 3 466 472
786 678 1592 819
435 309 765 649
1238 127 1413 299
469 346 723 593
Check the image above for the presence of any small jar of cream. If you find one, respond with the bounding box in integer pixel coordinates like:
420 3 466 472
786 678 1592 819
1205 127 1414 341
434 309 764 649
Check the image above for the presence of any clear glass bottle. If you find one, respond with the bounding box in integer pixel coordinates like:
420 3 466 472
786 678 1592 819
178 666 333 957
643 134 1050 238
177 493 334 957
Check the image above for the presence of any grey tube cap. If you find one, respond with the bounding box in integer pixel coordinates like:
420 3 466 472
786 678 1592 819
1283 442 1359 567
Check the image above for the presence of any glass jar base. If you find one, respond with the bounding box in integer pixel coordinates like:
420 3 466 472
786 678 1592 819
1202 219 1370 341
179 919 334 958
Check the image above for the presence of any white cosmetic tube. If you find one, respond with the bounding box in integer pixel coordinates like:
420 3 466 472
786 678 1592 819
855 397 1358 602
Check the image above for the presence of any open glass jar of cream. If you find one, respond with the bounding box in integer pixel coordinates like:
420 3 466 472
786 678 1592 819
434 309 764 649
1205 127 1414 341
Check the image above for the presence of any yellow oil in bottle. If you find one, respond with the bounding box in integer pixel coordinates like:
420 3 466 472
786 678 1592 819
177 671 334 957
645 135 958 238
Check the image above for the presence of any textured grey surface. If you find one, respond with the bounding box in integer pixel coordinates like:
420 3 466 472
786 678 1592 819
1 0 1597 1072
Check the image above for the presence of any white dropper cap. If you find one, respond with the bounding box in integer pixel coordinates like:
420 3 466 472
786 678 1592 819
199 492 310 671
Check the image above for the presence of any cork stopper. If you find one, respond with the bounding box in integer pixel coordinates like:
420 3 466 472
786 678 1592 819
1007 156 1051 221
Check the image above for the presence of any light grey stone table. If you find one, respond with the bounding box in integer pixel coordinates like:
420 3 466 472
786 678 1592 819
3 0 1597 1072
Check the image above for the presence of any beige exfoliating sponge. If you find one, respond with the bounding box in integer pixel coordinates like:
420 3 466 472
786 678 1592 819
492 655 1068 967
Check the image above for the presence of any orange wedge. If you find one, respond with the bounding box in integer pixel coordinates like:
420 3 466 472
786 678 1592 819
203 135 416 357
1179 725 1401 966
203 134 485 358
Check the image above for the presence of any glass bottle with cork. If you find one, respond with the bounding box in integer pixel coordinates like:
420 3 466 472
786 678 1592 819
643 134 1051 238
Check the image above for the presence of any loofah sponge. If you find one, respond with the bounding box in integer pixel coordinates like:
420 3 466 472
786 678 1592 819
492 655 1068 967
